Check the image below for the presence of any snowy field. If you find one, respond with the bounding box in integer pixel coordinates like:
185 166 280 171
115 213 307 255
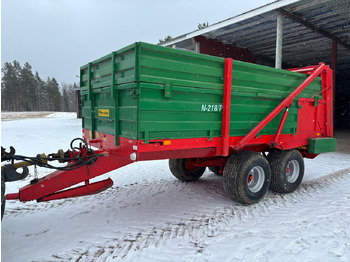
1 112 350 262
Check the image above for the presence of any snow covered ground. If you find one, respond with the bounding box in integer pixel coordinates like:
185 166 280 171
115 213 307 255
1 112 350 262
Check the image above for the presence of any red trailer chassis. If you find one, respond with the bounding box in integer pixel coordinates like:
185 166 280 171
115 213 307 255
6 61 334 203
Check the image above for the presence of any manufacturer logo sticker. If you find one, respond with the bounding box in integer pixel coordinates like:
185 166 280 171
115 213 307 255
98 109 110 117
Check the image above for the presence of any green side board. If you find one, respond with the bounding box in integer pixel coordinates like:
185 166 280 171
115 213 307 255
308 138 337 154
80 42 323 143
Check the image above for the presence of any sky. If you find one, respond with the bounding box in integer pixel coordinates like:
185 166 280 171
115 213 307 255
2 0 274 84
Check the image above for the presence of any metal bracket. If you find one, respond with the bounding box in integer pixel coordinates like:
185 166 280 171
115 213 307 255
129 89 139 98
164 82 172 98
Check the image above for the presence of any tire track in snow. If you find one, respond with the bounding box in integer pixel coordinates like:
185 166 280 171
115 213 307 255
7 167 350 217
37 167 350 262
5 170 226 217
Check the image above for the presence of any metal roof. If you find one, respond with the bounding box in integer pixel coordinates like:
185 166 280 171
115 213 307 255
160 0 350 72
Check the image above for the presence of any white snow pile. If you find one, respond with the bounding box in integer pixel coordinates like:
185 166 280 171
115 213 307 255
1 112 350 262
1 111 76 121
44 112 77 119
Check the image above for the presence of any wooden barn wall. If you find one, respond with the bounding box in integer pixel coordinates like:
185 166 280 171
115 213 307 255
194 36 256 64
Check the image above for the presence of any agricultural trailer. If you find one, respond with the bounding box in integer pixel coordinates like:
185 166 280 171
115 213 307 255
2 42 336 219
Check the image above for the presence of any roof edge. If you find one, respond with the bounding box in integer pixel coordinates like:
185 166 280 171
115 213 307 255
159 0 302 47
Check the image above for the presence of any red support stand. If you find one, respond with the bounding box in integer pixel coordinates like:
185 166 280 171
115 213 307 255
39 178 113 202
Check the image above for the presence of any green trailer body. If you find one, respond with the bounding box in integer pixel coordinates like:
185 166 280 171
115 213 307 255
80 42 324 145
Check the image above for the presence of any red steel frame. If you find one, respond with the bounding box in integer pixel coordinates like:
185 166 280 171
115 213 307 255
6 150 133 202
6 61 333 203
234 62 330 150
220 58 233 156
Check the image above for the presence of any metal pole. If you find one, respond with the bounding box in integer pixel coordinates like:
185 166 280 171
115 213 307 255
275 12 284 69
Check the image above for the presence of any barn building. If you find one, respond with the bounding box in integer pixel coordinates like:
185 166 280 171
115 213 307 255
159 0 350 129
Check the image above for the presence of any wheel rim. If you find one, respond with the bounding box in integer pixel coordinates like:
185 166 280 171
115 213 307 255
247 166 265 193
286 160 300 183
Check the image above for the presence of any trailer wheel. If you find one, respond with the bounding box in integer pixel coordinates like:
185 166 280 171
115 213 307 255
209 166 222 176
267 149 304 193
223 151 271 205
1 171 5 220
169 158 206 182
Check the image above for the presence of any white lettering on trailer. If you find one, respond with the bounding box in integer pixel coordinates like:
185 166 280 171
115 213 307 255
201 104 223 112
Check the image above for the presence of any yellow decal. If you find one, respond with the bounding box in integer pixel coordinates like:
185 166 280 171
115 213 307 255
98 109 110 117
163 140 171 146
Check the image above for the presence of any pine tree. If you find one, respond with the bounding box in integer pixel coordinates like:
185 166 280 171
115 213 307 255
62 85 70 112
46 77 61 111
158 35 173 44
2 60 78 112
13 61 23 111
34 72 46 110
1 62 16 111
72 83 79 112
61 83 79 112
198 22 209 29
20 62 37 111
1 61 22 111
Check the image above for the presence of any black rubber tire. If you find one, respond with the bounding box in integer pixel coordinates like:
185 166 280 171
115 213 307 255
169 158 206 182
267 149 304 193
1 171 5 220
223 151 271 205
209 166 222 176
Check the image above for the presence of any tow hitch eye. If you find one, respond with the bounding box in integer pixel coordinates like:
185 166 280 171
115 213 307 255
2 165 29 182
